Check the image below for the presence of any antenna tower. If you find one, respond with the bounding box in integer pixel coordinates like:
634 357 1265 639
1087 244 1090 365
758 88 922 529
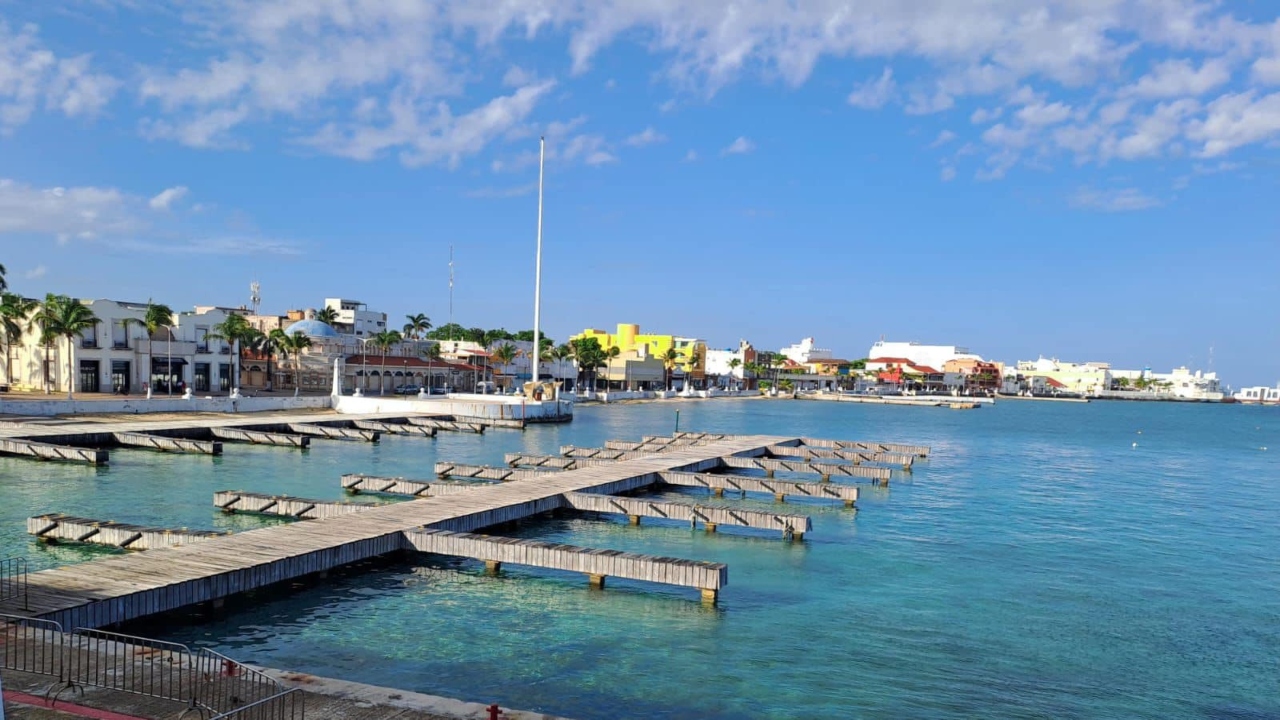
250 281 261 315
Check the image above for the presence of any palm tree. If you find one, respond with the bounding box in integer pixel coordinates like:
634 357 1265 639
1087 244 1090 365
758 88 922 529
209 314 259 395
403 313 432 340
370 329 402 395
35 295 99 399
727 357 742 390
314 306 339 326
683 350 702 390
273 330 313 395
661 347 680 391
124 300 175 394
1 292 36 388
491 342 518 389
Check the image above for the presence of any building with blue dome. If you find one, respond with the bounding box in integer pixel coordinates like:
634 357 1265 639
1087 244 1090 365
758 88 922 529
283 319 340 338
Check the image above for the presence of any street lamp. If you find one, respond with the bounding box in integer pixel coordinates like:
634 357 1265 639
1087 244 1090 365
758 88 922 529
164 324 175 397
354 337 373 397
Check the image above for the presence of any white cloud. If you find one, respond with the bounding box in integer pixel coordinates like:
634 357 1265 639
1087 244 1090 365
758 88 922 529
929 130 957 148
970 107 1003 124
1187 90 1280 157
0 176 300 255
502 66 537 88
1128 58 1231 99
1254 57 1280 85
300 81 556 168
1016 101 1073 127
721 136 755 155
149 186 189 211
605 78 617 90
0 21 118 133
1071 186 1162 212
684 149 699 162
23 265 47 280
940 166 957 182
847 67 895 109
625 126 667 147
658 99 677 113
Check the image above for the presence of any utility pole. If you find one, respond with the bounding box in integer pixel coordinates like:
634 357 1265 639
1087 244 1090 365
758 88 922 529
532 136 545 386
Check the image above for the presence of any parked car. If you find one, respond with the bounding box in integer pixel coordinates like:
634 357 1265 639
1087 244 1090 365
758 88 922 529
394 384 423 395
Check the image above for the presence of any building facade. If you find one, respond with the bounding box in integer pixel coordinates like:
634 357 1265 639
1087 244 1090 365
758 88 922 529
780 337 833 364
324 298 387 337
705 340 757 387
866 340 982 369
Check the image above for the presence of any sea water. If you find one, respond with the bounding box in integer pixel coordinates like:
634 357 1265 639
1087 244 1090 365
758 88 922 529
1 400 1277 719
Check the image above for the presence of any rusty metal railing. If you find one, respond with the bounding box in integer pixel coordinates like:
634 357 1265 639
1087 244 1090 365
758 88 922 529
0 556 28 609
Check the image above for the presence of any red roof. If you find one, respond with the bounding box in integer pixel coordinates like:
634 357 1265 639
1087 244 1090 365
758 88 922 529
1046 377 1067 388
913 365 941 375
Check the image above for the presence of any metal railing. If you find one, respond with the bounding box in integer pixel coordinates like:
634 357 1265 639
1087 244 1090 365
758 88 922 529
0 613 302 718
0 556 28 609
210 688 305 719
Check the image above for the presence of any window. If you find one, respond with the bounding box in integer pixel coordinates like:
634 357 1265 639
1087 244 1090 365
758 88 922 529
112 320 129 349
196 326 209 353
219 363 231 392
81 323 99 348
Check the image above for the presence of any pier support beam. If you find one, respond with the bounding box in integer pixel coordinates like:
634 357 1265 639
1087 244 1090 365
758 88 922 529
701 588 718 604
485 560 502 574
705 523 717 534
588 573 606 589
628 515 641 526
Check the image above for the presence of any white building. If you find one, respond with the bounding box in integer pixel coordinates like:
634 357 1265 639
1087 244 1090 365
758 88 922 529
780 337 833 364
324 298 387 338
706 340 756 386
1153 367 1222 400
1233 385 1280 404
866 340 981 369
486 340 576 388
4 299 241 395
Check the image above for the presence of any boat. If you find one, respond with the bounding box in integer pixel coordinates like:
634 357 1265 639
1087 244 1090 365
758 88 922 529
1232 385 1280 405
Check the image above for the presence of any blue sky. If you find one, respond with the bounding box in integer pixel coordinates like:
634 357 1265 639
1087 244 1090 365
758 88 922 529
1 1 1278 385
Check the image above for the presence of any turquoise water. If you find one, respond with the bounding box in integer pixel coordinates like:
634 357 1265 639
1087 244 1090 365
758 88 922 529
2 400 1278 718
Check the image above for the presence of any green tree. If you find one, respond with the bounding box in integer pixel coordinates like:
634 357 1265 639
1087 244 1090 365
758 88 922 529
483 328 515 345
661 347 681 391
403 313 432 340
683 349 702 389
123 300 175 394
569 337 608 391
851 358 868 370
272 329 313 394
1 292 37 387
370 329 403 394
315 306 339 325
426 323 466 341
209 314 260 395
490 343 518 389
727 357 742 389
35 294 100 399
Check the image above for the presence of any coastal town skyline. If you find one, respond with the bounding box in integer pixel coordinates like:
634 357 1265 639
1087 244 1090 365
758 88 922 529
2 2 1278 384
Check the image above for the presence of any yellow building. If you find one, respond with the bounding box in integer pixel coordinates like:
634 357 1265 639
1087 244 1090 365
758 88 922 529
570 324 707 380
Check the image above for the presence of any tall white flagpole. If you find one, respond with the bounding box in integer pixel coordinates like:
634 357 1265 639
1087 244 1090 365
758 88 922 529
532 136 545 385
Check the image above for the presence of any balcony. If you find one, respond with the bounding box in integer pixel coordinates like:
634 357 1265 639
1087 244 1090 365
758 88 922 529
139 340 198 355
112 341 130 350
81 339 99 349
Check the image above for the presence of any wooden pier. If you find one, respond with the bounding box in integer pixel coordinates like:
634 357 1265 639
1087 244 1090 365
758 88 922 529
214 491 375 520
438 462 560 481
0 431 916 626
0 438 107 465
286 423 380 442
658 471 860 506
351 420 437 437
504 453 613 470
209 427 310 448
764 445 915 468
718 456 892 482
27 514 228 550
561 492 811 538
664 432 932 458
341 474 493 497
404 416 486 433
403 529 727 601
112 432 222 455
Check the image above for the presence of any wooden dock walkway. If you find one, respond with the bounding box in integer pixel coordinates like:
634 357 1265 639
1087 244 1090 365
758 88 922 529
341 474 491 497
213 491 376 520
27 514 228 550
437 462 560 481
763 445 915 468
404 417 485 433
2 435 780 625
718 456 893 482
287 423 380 442
209 427 310 448
403 529 727 601
113 431 222 455
351 419 437 437
658 471 860 505
0 437 107 465
561 492 811 538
